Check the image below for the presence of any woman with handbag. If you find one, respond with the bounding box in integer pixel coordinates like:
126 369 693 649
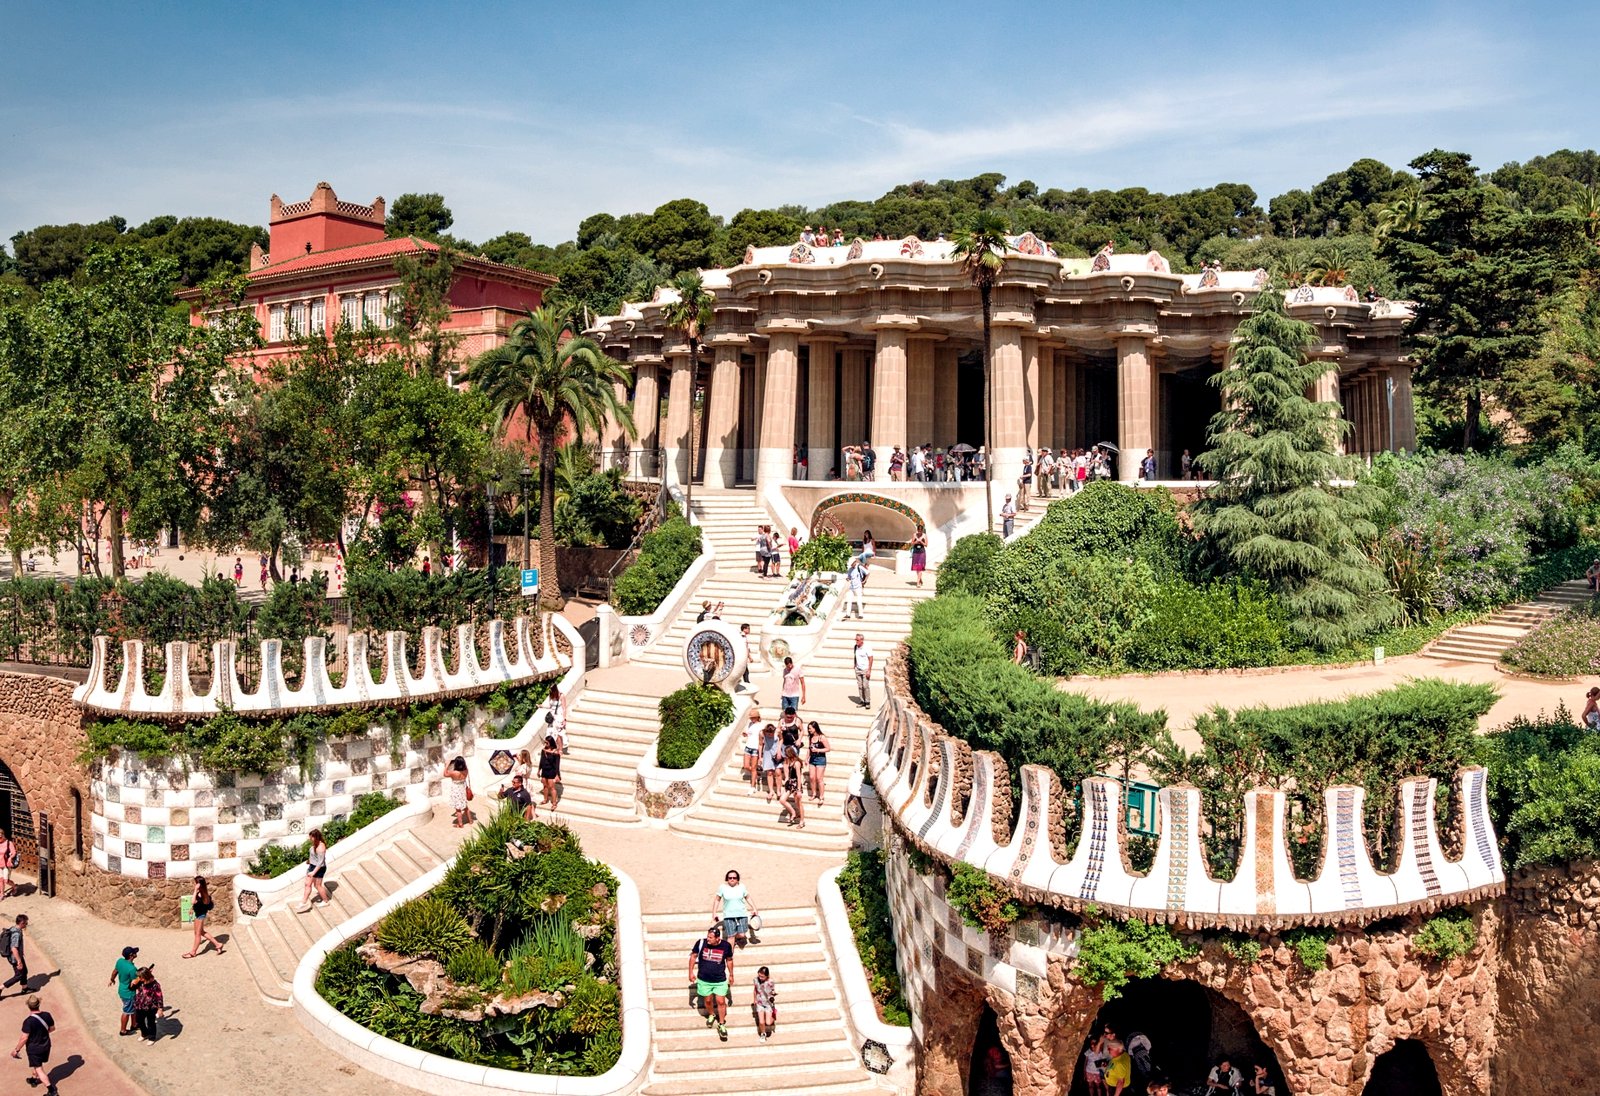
182 876 224 958
297 830 330 913
447 756 472 827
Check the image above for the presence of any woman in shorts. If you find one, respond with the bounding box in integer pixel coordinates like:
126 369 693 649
183 876 224 958
741 710 763 792
714 869 758 947
806 721 829 804
297 829 330 913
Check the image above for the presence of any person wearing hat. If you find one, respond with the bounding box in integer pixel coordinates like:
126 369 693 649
109 945 139 1035
1000 493 1017 539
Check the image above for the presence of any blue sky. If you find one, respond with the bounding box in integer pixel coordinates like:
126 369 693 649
2 1 1596 248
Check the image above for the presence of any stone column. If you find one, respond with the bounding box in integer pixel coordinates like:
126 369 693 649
1388 366 1416 453
934 346 960 447
1312 365 1342 453
632 361 660 476
906 337 936 450
664 351 693 487
1037 348 1055 451
750 350 767 474
1058 358 1075 452
1361 375 1378 455
871 328 909 476
839 347 870 452
1116 335 1154 483
991 326 1027 491
807 344 838 480
1022 337 1042 451
704 343 742 489
757 331 800 492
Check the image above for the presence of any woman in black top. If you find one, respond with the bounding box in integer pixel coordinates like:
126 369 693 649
183 876 224 958
538 735 562 814
806 722 830 805
779 746 805 829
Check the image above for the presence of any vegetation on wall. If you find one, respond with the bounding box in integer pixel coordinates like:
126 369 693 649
946 862 1024 934
1414 910 1478 961
611 512 702 616
1073 906 1199 1001
245 793 402 878
1476 706 1600 870
836 849 911 1026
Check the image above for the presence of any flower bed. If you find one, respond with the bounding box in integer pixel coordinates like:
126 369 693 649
1501 603 1600 677
315 807 622 1076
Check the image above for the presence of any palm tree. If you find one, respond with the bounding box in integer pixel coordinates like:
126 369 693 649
1572 183 1600 244
1306 244 1351 287
949 210 1012 533
660 270 714 516
459 305 632 610
1374 192 1426 244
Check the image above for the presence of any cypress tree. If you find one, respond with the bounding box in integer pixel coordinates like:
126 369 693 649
1195 289 1396 650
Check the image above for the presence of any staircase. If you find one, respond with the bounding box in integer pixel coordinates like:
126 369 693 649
236 821 456 1005
640 907 888 1096
801 580 938 687
1421 579 1594 665
553 686 661 824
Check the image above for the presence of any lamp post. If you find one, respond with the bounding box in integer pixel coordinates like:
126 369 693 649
485 478 499 621
520 465 533 571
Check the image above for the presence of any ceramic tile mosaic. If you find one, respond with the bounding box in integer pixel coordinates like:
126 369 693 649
171 844 189 862
264 803 283 821
218 805 237 824
409 768 423 785
146 788 163 806
310 800 325 816
124 841 141 860
195 826 212 843
146 826 165 845
242 823 260 839
219 841 236 859
108 854 121 873
240 787 259 805
287 784 305 802
108 821 120 838
169 808 189 827
351 757 369 776
106 784 120 804
197 860 214 875
371 771 386 788
94 833 104 851
289 818 305 834
332 780 346 795
217 772 236 788
124 805 142 825
147 861 166 880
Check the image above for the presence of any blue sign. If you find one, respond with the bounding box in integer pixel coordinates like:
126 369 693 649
520 568 539 596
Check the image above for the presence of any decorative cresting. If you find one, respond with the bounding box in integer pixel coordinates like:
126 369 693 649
73 616 565 719
809 492 928 551
867 651 1505 930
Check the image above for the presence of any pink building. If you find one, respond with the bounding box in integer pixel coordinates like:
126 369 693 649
183 182 553 365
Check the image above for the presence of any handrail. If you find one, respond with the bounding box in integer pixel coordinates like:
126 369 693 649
600 448 668 595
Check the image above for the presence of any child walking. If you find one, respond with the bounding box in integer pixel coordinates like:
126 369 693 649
752 965 777 1043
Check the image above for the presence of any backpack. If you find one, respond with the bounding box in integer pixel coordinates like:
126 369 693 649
0 926 17 957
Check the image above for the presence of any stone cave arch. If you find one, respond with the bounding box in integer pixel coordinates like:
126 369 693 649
1070 979 1286 1095
968 1004 1014 1096
0 755 37 870
1362 1039 1442 1096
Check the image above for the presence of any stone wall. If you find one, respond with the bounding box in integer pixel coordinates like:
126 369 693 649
0 669 210 927
887 835 1503 1095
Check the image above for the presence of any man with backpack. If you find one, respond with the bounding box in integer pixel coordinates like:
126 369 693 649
10 994 54 1094
0 914 28 999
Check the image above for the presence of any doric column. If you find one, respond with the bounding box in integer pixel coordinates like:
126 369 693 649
871 327 909 475
757 330 801 492
934 346 960 446
1359 375 1375 455
605 378 630 468
1058 358 1075 452
839 347 870 452
750 351 767 474
1037 348 1055 451
664 351 694 487
906 337 936 449
632 360 660 474
990 326 1027 491
1387 366 1416 453
1312 365 1342 453
1023 336 1042 451
1116 335 1154 483
704 342 742 489
806 343 837 480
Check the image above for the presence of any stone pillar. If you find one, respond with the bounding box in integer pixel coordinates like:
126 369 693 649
704 343 742 489
1037 348 1055 451
1312 365 1342 453
1116 335 1154 483
871 328 909 476
1361 375 1377 455
664 351 693 487
839 347 870 454
632 361 660 476
1058 358 1075 452
608 378 630 466
757 331 800 492
807 344 837 480
906 337 936 450
750 351 767 475
1388 366 1416 453
934 346 960 447
1022 336 1042 451
991 326 1027 491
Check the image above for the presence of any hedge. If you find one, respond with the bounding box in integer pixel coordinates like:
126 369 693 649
655 684 734 769
612 514 702 616
1475 706 1600 870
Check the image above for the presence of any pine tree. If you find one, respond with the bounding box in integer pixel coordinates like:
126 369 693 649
1195 289 1397 650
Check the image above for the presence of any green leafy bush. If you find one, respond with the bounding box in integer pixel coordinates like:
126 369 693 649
836 849 911 1026
555 467 642 548
445 940 504 990
1501 603 1600 677
1031 482 1188 574
936 532 1004 598
1474 705 1592 869
507 913 588 994
655 684 734 769
1217 934 1262 965
986 552 1160 674
1123 579 1290 670
946 862 1023 934
246 793 401 877
1282 926 1333 971
1414 910 1477 961
1074 908 1198 1001
611 515 702 615
377 897 475 960
790 532 852 575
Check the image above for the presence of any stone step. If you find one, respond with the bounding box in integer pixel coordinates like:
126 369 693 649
643 906 817 930
650 1044 859 1074
640 1062 876 1096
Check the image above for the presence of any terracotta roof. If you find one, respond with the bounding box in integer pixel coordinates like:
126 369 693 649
252 236 439 276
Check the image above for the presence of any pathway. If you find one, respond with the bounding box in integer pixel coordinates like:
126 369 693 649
1419 578 1593 665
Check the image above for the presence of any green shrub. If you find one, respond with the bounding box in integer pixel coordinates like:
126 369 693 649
1282 926 1332 971
555 468 642 548
246 793 401 878
377 897 475 960
986 552 1160 674
656 684 734 769
507 913 587 994
1501 603 1600 677
445 940 504 990
1074 907 1198 1001
790 532 852 575
580 1026 622 1074
189 709 290 774
1033 482 1188 573
1474 705 1592 869
1414 910 1477 961
1218 934 1262 965
836 849 911 1026
936 532 1004 598
1123 579 1290 670
946 862 1023 934
612 515 701 615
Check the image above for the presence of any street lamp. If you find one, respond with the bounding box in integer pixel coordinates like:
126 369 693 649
485 478 499 620
520 465 533 571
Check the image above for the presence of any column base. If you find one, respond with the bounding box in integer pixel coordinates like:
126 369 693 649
756 447 793 493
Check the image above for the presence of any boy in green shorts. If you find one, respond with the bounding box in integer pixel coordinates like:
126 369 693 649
688 925 735 1041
